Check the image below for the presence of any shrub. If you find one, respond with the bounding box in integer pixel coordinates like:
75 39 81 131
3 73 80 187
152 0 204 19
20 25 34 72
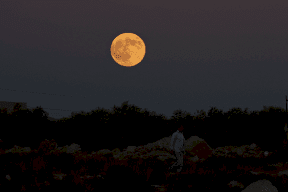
37 139 58 154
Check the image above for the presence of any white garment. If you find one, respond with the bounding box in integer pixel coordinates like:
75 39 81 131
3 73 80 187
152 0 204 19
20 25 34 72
170 130 185 152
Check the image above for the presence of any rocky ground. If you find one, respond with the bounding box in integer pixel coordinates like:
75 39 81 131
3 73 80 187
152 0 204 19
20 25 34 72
94 136 288 192
1 137 288 192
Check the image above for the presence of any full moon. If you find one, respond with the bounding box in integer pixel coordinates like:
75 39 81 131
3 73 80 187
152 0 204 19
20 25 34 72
111 33 146 67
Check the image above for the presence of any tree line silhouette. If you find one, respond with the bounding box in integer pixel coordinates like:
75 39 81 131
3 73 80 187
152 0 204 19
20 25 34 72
0 101 287 155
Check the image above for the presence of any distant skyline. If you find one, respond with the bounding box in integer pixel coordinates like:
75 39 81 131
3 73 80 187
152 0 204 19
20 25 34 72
1 87 287 120
1 0 287 120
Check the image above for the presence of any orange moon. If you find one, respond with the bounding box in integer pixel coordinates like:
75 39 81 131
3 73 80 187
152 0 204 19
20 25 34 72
111 33 146 67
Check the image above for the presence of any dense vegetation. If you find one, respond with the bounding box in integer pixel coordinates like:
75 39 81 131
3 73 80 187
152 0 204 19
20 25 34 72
0 101 287 155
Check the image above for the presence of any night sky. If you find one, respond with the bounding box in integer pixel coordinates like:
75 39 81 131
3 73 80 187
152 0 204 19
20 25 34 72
1 0 288 120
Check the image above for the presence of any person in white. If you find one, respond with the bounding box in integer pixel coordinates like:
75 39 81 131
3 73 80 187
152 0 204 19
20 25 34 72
169 124 185 172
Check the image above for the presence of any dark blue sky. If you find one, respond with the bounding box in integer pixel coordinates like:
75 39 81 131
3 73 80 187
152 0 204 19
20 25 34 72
1 0 287 120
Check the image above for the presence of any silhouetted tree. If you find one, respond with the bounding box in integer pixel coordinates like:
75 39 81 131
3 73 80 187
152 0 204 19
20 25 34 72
30 106 49 119
12 103 25 113
0 107 11 124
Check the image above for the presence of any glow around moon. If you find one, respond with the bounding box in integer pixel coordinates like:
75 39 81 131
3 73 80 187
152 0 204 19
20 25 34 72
111 33 146 67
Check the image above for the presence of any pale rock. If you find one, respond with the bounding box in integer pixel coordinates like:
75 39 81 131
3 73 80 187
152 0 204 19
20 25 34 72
237 148 245 155
97 149 111 156
144 137 172 151
111 148 121 156
278 169 288 177
212 147 229 156
241 179 278 192
184 136 213 160
189 155 199 163
53 173 67 181
126 146 136 153
5 145 32 153
213 144 264 158
250 143 257 150
228 180 244 189
96 174 105 179
66 143 81 153
53 143 81 154
231 145 249 156
116 135 213 164
5 174 11 181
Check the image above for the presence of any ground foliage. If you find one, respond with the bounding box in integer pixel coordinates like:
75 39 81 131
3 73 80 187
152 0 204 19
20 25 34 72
0 101 287 154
